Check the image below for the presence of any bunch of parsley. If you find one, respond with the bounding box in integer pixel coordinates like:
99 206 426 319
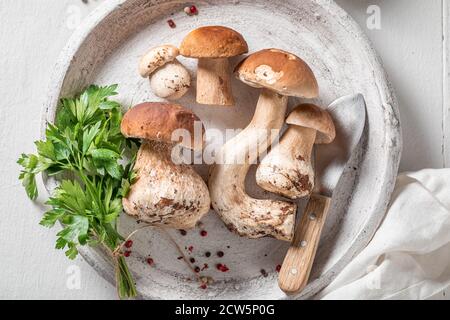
18 85 139 299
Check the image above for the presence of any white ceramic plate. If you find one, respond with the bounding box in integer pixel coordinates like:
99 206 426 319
42 0 401 299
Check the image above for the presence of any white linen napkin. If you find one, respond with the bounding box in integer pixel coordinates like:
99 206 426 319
317 169 450 300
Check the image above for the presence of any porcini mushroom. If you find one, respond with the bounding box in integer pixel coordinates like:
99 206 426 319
208 49 318 241
121 102 210 229
180 26 248 106
256 104 336 199
139 45 191 100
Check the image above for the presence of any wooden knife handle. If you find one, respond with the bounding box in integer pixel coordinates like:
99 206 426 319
278 194 332 295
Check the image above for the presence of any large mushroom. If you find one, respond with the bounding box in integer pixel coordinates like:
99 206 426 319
121 102 210 229
139 45 191 100
256 104 336 199
208 49 319 241
180 26 248 106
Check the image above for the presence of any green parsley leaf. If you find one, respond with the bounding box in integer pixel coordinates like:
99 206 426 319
91 148 123 180
65 244 79 260
99 100 121 110
56 215 89 250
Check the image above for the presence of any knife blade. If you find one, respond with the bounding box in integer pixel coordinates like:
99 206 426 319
278 94 367 295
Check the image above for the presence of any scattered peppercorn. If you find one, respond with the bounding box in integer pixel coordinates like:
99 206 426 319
190 258 196 263
217 251 224 258
205 251 211 258
177 256 183 260
199 283 207 290
216 263 229 272
200 230 208 237
167 19 176 28
124 251 131 257
180 229 187 236
194 266 201 273
276 265 282 272
188 246 194 253
201 263 209 271
124 240 133 248
147 258 154 266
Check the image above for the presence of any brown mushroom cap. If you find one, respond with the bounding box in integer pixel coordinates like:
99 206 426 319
121 102 204 150
234 48 319 98
179 26 248 58
286 103 336 144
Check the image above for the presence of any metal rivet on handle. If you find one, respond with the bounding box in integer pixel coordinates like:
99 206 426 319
290 268 298 275
300 240 308 247
309 213 317 220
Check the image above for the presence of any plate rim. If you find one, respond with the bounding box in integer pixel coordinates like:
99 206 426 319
40 0 402 300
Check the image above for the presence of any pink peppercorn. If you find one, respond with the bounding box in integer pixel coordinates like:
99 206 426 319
167 19 176 28
216 263 229 272
124 240 133 248
190 5 198 14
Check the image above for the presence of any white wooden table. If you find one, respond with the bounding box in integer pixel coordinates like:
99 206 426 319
0 0 448 299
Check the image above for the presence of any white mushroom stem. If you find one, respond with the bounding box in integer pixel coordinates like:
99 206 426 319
197 58 234 106
256 125 316 199
123 141 210 229
209 88 296 241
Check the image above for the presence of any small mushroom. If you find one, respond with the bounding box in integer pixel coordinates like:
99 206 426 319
180 26 248 106
121 102 210 229
256 104 336 199
208 49 318 241
139 45 191 100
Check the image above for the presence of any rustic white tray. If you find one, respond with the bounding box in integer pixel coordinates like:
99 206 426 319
42 0 401 299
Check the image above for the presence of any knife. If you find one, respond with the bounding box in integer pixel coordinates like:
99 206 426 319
278 94 367 294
